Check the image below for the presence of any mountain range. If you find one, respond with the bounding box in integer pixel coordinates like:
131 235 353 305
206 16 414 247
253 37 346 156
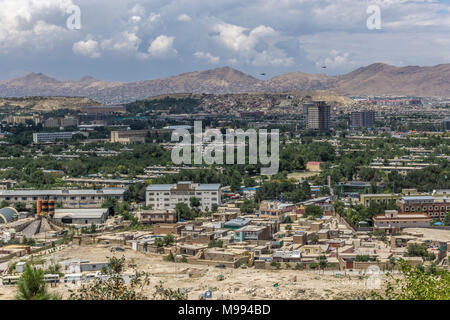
0 63 449 104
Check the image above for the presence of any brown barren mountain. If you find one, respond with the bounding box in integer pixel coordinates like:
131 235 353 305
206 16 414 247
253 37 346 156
0 63 448 104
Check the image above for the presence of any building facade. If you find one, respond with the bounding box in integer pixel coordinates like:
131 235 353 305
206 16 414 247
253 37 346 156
306 101 331 132
33 132 74 143
146 182 221 211
350 111 375 129
373 210 432 233
0 188 125 209
397 196 450 219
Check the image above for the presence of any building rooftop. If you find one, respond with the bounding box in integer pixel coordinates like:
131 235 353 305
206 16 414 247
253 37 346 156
54 208 109 219
0 188 125 196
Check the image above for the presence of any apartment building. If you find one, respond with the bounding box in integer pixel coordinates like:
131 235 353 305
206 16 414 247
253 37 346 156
146 181 221 211
350 111 375 129
0 188 126 209
306 101 331 132
32 132 74 143
43 117 78 128
397 196 450 219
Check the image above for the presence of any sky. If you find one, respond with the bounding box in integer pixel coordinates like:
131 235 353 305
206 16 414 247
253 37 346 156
0 0 449 82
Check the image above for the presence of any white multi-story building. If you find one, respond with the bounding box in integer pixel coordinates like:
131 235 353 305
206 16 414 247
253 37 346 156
0 188 126 209
146 181 221 211
33 131 74 143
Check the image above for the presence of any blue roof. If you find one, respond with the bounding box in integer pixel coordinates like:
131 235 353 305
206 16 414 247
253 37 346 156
403 196 434 200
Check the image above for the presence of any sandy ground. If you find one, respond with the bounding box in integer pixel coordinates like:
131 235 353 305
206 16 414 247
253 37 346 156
1 244 374 300
403 228 450 242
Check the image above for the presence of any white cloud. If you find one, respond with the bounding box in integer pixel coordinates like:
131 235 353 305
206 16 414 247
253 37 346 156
213 22 294 67
129 4 145 17
148 12 161 24
315 50 351 69
73 38 101 58
177 13 192 22
148 35 177 59
101 31 142 55
194 51 220 64
0 0 74 53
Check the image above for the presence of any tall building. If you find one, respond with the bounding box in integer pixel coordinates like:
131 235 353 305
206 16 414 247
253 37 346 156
445 118 450 131
146 181 221 211
306 101 331 132
351 111 375 129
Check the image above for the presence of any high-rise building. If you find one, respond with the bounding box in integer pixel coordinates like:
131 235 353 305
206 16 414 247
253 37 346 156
445 118 450 131
351 111 375 129
306 101 331 132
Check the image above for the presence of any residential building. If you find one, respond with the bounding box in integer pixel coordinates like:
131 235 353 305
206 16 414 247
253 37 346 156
43 116 78 128
33 132 74 143
0 188 125 209
145 181 221 211
138 209 177 224
351 111 375 129
222 218 251 230
306 101 331 132
233 225 271 242
258 201 295 221
373 210 432 233
444 118 450 131
397 196 450 219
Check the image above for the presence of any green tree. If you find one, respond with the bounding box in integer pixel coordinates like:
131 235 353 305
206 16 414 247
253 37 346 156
372 260 450 300
304 205 323 218
444 213 450 226
163 233 175 246
16 264 59 300
0 200 9 208
175 203 195 221
69 254 150 300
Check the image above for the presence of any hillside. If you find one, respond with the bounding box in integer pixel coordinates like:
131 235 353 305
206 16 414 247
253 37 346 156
0 63 449 104
0 96 100 111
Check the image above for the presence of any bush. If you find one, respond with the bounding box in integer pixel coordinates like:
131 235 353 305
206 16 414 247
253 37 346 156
270 261 281 269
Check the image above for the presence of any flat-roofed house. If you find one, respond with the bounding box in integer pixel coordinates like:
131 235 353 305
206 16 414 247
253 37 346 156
373 210 432 233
